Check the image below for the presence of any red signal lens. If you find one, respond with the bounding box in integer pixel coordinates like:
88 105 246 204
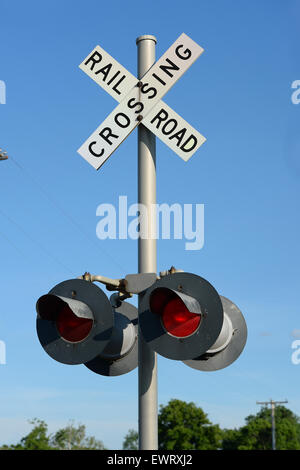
149 288 172 315
162 297 201 338
56 305 93 343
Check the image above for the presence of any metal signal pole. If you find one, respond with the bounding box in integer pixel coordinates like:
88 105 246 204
256 399 288 450
136 34 158 450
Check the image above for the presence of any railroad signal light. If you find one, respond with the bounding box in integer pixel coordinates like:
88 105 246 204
36 279 138 375
36 272 247 375
149 287 202 338
36 279 114 365
139 272 224 361
139 272 247 369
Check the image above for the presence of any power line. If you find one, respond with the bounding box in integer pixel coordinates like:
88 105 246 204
0 207 75 276
0 228 27 258
256 399 288 450
7 154 125 272
1 150 76 273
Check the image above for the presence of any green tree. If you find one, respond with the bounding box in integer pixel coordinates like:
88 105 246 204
222 406 300 450
50 421 106 450
0 419 106 450
6 419 51 450
221 428 242 450
123 429 138 450
158 399 222 450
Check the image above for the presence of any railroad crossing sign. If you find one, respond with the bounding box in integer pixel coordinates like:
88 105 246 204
78 33 206 169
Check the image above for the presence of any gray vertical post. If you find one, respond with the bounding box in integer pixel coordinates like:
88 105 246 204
271 400 276 451
136 34 158 450
256 399 288 450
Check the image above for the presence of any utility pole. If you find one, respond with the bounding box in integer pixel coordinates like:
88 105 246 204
256 399 288 450
136 34 158 451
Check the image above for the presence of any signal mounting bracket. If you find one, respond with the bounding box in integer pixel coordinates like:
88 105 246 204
78 267 184 297
78 271 158 295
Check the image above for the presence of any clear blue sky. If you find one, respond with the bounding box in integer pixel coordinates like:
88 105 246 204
0 0 299 449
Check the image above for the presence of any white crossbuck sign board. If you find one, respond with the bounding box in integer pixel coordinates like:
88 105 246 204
78 33 206 170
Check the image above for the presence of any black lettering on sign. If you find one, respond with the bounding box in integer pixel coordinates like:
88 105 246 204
85 51 102 70
99 127 118 145
112 75 126 95
140 83 157 99
170 128 187 147
180 135 198 152
175 45 192 61
94 63 113 81
159 58 180 78
152 73 166 86
162 119 178 136
114 112 130 128
107 71 120 86
150 108 168 128
150 108 198 153
127 97 144 114
89 141 104 157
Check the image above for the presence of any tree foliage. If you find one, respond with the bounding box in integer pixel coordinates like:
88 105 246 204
123 400 300 451
122 429 138 450
158 399 222 450
223 405 300 450
50 421 106 450
2 401 300 450
3 419 52 450
123 399 222 450
0 419 106 450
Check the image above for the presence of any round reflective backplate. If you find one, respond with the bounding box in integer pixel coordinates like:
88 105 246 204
84 301 138 376
183 296 247 371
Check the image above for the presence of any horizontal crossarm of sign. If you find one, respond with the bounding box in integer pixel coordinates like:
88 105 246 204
78 33 205 170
